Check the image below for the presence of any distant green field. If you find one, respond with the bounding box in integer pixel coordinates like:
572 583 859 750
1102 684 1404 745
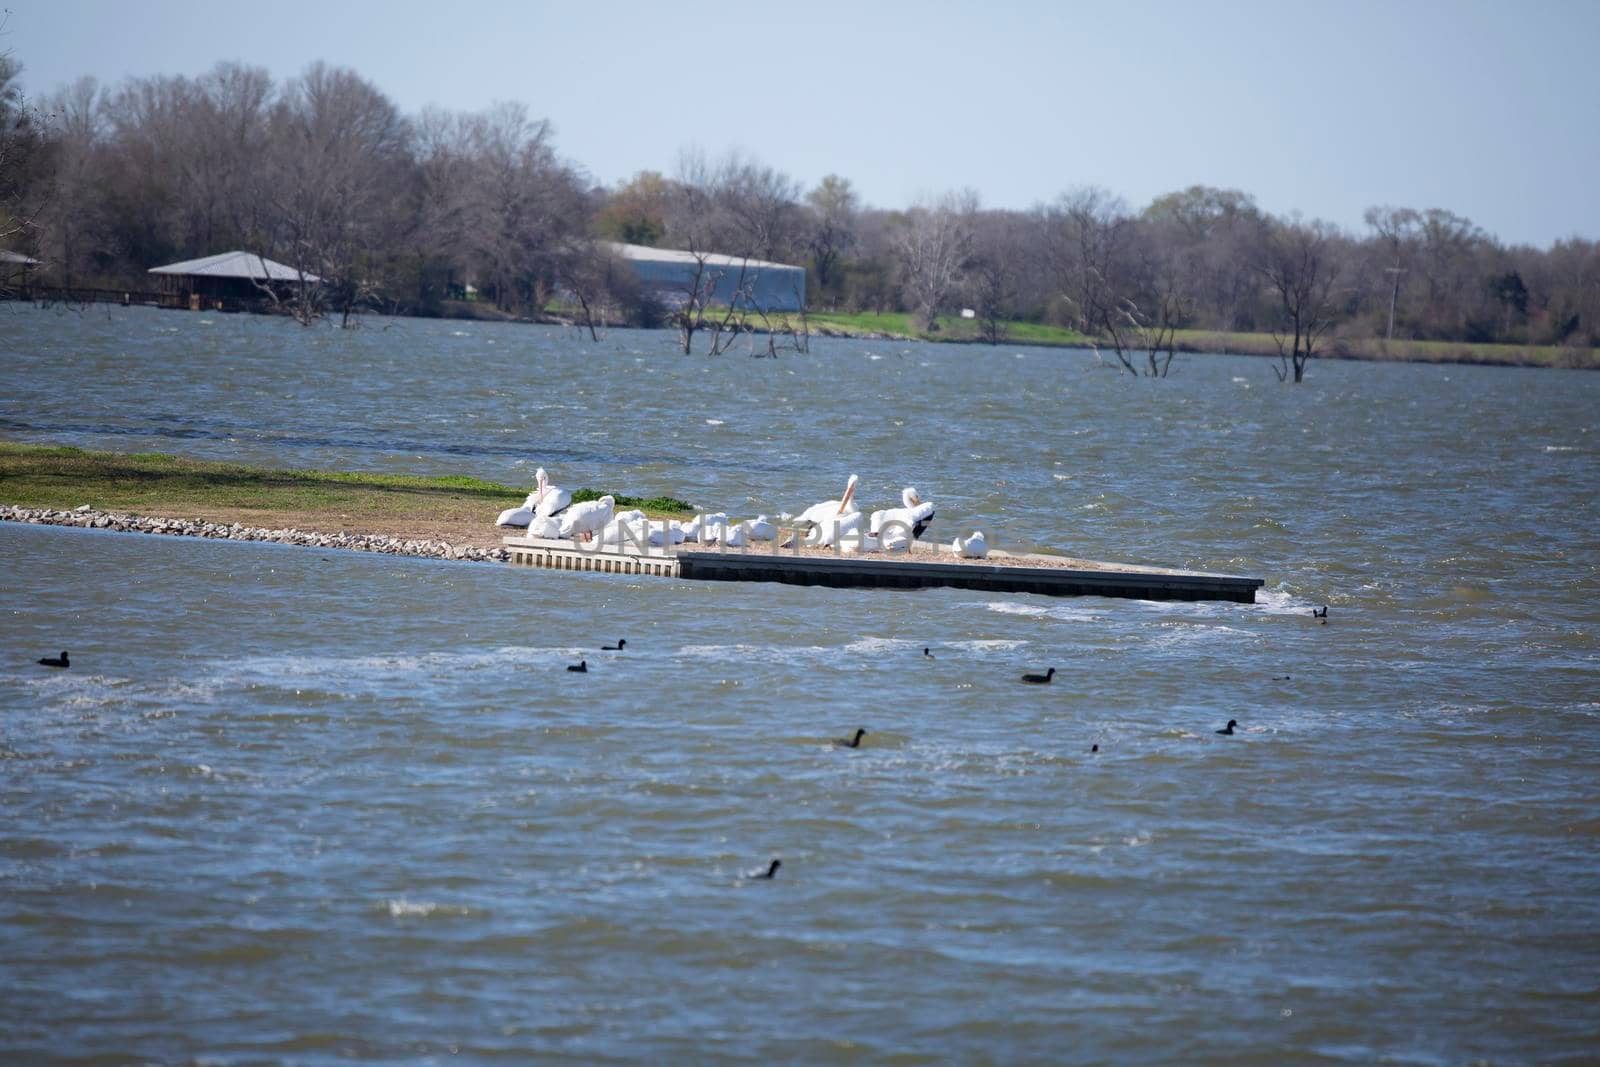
1169 331 1600 370
787 311 1092 347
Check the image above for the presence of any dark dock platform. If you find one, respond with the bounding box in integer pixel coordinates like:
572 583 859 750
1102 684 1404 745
676 549 1261 602
503 536 1263 604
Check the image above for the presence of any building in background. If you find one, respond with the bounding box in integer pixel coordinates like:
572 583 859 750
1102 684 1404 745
606 242 805 312
1 249 40 290
148 251 321 310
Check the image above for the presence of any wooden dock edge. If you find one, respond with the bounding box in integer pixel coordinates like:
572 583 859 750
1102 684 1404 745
503 535 1263 603
676 550 1261 603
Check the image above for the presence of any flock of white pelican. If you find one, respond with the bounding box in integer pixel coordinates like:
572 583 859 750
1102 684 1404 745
496 469 989 558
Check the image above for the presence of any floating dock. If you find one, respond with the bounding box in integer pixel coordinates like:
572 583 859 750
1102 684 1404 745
502 536 1263 604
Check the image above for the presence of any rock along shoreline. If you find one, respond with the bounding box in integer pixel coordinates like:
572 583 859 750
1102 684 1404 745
0 505 511 564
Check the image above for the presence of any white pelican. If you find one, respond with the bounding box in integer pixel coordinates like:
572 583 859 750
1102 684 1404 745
838 529 881 554
496 497 535 527
599 509 648 547
786 475 862 548
747 515 777 541
559 495 614 542
697 513 730 544
533 467 573 519
950 530 989 559
647 519 685 547
527 514 563 539
721 521 749 547
871 487 936 551
679 514 703 542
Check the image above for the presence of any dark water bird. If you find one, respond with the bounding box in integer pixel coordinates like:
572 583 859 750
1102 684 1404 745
1091 744 1099 753
567 659 588 673
37 651 69 669
602 639 627 651
923 647 934 659
834 728 867 749
1216 719 1238 735
1312 606 1328 624
1274 675 1292 681
1021 667 1056 685
749 859 781 880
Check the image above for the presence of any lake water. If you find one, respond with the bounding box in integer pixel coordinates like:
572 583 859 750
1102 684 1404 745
2 303 1597 1064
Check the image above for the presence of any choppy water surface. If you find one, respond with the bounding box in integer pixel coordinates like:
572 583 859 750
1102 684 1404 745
2 304 1597 1063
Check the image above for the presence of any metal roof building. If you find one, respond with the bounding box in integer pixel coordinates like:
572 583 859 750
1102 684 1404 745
607 242 805 312
1 249 41 288
147 251 320 310
148 251 320 283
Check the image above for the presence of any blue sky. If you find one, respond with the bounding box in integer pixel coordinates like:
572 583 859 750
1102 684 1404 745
5 0 1597 246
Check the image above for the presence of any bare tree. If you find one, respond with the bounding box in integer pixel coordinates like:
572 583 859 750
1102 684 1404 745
1257 217 1345 382
661 149 729 353
33 76 103 285
966 210 1022 345
657 148 804 354
1043 186 1141 370
0 47 49 275
1141 185 1265 332
557 239 642 340
716 152 802 263
804 173 857 306
895 190 976 331
1364 205 1420 341
262 63 412 325
458 101 587 316
1123 217 1198 376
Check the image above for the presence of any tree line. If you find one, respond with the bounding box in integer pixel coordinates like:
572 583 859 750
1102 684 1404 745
3 55 1598 371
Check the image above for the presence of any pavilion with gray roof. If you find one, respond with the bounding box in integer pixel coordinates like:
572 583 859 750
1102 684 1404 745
148 251 320 310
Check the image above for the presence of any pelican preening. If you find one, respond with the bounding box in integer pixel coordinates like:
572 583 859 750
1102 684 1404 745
533 468 573 518
559 495 615 542
870 487 936 551
784 474 862 548
497 466 573 528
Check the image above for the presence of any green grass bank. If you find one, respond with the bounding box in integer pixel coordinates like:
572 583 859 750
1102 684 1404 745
0 444 694 544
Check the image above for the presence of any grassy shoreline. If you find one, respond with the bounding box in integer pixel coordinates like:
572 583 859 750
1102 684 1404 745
752 311 1599 370
0 444 693 548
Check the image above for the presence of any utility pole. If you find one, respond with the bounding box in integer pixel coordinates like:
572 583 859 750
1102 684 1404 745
1384 265 1406 341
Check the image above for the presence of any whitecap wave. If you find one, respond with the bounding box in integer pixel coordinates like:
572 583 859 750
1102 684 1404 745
984 601 1103 624
382 898 474 919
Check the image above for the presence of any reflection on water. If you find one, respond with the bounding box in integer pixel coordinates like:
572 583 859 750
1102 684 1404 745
1 304 1597 1063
